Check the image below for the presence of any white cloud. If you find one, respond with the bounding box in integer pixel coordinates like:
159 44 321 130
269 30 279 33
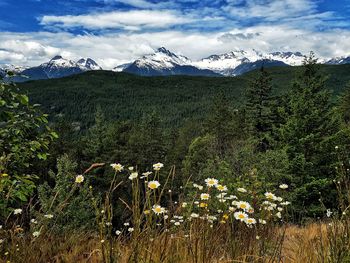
0 50 25 62
224 0 319 20
40 10 194 30
0 25 350 68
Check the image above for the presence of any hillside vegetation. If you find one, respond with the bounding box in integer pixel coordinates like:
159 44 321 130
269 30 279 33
19 64 350 128
2 57 350 262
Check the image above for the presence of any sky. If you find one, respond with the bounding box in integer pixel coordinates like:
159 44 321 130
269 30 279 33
0 0 349 69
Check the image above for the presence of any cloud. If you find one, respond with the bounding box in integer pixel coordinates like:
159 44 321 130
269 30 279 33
219 32 261 41
1 24 350 68
223 0 319 20
40 10 195 31
0 0 349 67
0 50 25 62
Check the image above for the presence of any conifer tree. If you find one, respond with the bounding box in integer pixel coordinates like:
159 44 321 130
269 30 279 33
244 67 274 152
205 91 236 157
279 52 337 216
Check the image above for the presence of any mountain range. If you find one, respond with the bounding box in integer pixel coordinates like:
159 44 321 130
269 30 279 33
0 56 102 82
1 47 349 81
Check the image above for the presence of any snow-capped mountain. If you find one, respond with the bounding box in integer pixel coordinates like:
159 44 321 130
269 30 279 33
1 56 102 82
115 48 314 77
2 48 350 81
326 56 350 65
113 63 132 72
122 47 219 76
191 50 305 76
77 58 102 70
0 64 29 78
192 51 251 76
265 52 305 66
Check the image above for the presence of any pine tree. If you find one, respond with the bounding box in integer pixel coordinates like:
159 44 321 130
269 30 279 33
278 52 337 216
244 67 274 152
127 112 167 169
339 82 350 124
205 91 236 157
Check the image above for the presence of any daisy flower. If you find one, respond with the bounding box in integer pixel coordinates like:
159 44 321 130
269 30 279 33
153 163 164 171
200 193 210 200
13 209 22 215
148 180 160 189
205 178 218 187
152 205 166 215
234 211 248 221
236 201 251 211
237 187 247 193
265 192 277 200
216 184 227 192
245 218 257 225
110 163 124 172
190 213 199 218
75 175 84 183
279 184 288 189
129 172 138 180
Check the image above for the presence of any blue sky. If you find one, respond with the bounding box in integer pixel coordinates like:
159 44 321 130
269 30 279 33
0 0 349 68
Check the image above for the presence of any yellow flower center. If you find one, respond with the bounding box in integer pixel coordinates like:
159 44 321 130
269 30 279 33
238 214 245 219
240 204 247 209
149 183 157 189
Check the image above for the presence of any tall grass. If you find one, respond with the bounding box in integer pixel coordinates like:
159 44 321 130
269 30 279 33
0 159 349 263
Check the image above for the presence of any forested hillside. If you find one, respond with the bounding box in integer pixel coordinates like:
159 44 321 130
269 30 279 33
19 64 350 129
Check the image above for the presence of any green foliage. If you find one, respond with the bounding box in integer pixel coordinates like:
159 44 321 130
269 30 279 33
205 92 237 157
183 134 216 180
37 155 96 231
0 81 57 218
126 112 167 169
3 59 350 226
244 67 274 151
18 64 350 130
277 53 339 217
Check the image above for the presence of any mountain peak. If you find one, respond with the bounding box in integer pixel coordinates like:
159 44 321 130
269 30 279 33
77 58 101 70
51 55 64 61
157 47 172 54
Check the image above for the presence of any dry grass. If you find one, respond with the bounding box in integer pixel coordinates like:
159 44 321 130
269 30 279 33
1 222 343 263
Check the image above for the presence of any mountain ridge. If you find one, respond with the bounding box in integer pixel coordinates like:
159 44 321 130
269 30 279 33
1 48 349 81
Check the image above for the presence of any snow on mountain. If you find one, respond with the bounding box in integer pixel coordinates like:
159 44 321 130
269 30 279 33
192 50 252 75
192 50 306 75
122 47 219 76
265 52 305 66
326 56 350 65
133 47 191 70
77 58 102 70
2 48 350 81
113 63 132 72
3 56 102 82
0 64 29 73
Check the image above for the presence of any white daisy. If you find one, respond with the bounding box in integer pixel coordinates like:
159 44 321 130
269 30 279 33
110 163 124 172
204 178 218 187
